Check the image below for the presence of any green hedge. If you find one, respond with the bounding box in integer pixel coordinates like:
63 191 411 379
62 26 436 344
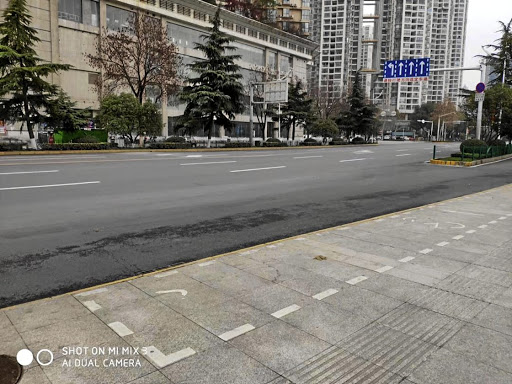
460 139 487 153
75 135 100 143
301 138 319 146
148 142 192 149
54 130 108 144
263 138 288 147
225 142 251 148
0 142 24 151
165 136 187 143
41 143 111 150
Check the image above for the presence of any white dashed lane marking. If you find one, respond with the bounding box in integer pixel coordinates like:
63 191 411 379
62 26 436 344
230 166 286 173
145 346 196 368
339 158 367 163
437 241 450 247
419 249 433 254
108 322 133 337
83 300 101 312
478 225 488 229
488 221 498 224
198 260 216 267
346 276 368 285
219 324 255 341
75 288 108 297
271 304 301 319
154 270 178 278
452 235 464 240
0 170 59 175
313 289 338 300
466 230 476 234
375 266 394 273
399 256 415 263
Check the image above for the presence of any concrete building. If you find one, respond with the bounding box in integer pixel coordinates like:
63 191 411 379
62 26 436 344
273 0 311 38
311 0 468 115
1 0 315 138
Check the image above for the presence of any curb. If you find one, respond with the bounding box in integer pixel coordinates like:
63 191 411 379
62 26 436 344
0 144 379 157
2 183 511 312
430 153 512 167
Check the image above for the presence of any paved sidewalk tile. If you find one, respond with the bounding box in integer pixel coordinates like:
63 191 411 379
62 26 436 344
469 304 512 336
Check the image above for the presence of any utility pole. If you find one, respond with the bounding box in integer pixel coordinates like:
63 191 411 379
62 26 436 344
249 83 254 147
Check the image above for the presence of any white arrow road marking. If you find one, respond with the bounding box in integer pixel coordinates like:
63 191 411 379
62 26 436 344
447 222 465 229
145 346 196 368
155 289 187 296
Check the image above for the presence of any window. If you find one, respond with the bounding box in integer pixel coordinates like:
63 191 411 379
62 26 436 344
302 10 310 21
58 0 99 26
231 42 265 67
167 22 206 47
106 5 134 31
267 51 277 70
282 8 290 18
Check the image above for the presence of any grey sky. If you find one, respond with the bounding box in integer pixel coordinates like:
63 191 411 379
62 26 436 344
463 0 512 88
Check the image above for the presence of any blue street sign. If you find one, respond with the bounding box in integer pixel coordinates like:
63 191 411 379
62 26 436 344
476 82 486 93
383 58 430 82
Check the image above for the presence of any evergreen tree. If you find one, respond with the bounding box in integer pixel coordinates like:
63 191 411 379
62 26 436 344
0 0 70 148
180 6 245 147
481 19 512 86
45 91 91 131
279 80 314 140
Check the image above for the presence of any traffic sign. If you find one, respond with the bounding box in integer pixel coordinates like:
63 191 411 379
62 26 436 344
476 82 486 93
475 93 485 102
383 58 430 83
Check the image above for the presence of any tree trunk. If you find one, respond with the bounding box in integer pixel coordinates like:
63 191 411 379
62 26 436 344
292 120 296 141
207 117 213 148
24 95 37 149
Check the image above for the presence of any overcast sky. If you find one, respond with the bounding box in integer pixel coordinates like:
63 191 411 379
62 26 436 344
463 0 512 88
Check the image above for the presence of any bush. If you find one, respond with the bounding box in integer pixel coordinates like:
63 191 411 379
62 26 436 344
460 139 487 153
41 143 111 150
147 142 192 149
74 135 100 143
0 142 24 151
165 136 186 143
263 138 288 147
329 138 345 146
224 142 251 148
301 138 319 146
351 137 366 144
488 139 507 147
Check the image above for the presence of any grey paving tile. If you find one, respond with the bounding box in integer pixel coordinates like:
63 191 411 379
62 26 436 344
279 272 347 297
410 254 468 275
408 287 489 321
410 348 512 384
474 255 512 273
127 371 172 383
238 284 316 315
470 304 512 336
443 323 512 373
179 261 245 283
0 310 19 342
21 313 120 360
229 321 331 375
162 344 278 384
280 301 371 344
356 274 433 302
0 334 28 360
219 253 267 270
184 298 274 336
456 264 512 288
244 261 314 284
322 285 403 321
74 282 150 311
6 296 89 333
386 267 442 286
283 345 404 384
434 274 506 302
129 272 204 297
300 259 374 283
204 271 273 297
338 323 438 377
377 304 463 347
18 366 51 384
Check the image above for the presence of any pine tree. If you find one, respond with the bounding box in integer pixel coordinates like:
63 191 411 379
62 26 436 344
0 0 70 148
180 6 245 147
280 80 314 140
481 19 512 86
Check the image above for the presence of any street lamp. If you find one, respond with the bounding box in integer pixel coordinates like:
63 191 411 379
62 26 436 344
417 119 434 141
436 112 457 141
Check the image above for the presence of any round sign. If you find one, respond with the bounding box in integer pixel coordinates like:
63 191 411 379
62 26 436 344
476 82 486 93
421 119 426 124
390 111 397 117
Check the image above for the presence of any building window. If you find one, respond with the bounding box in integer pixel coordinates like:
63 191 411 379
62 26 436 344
302 0 310 7
267 51 277 70
167 22 206 47
106 5 134 31
283 8 290 18
302 9 310 21
58 0 99 26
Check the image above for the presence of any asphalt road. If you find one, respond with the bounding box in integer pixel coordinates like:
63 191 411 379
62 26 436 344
1 142 512 307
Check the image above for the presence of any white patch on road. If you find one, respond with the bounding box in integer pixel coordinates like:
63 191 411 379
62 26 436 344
230 166 286 173
186 155 203 158
0 170 60 175
375 218 385 222
75 288 108 297
419 249 433 254
396 149 410 152
145 346 195 368
313 289 338 300
346 276 368 285
466 230 476 234
437 241 450 247
198 260 216 267
375 266 394 273
271 304 301 318
452 235 464 240
399 256 415 263
488 221 498 224
396 154 411 157
353 150 373 154
390 215 400 218
294 237 306 241
498 217 507 220
0 181 100 191
108 322 133 337
83 300 102 312
219 324 255 341
267 245 277 248
293 155 324 159
154 270 178 278
442 210 483 216
155 289 187 296
180 161 237 166
478 225 488 229
339 158 367 163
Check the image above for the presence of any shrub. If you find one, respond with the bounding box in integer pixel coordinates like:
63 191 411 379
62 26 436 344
74 135 100 143
329 138 344 146
0 142 24 151
263 138 288 147
165 136 186 143
488 139 506 147
302 138 319 146
351 137 366 144
224 142 251 148
460 139 487 153
41 143 111 150
147 142 192 149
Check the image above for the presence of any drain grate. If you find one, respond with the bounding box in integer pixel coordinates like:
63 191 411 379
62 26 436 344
0 355 22 384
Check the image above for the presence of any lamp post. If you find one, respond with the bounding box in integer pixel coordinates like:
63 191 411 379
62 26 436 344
436 112 457 141
417 119 434 141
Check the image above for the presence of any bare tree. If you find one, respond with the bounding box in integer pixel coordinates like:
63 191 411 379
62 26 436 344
87 12 181 104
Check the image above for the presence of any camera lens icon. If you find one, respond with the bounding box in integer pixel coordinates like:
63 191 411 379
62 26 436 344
16 349 54 367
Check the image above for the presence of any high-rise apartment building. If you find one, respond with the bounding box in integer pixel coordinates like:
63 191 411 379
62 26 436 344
311 0 469 115
273 0 312 37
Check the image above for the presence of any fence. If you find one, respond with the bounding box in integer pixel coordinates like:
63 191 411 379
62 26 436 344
433 144 512 161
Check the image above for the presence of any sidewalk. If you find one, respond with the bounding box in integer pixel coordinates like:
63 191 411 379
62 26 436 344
1 185 512 384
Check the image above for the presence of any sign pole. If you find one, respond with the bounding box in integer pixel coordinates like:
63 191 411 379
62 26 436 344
476 64 485 140
249 83 254 147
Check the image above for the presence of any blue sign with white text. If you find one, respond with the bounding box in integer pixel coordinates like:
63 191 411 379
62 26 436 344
383 58 430 83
